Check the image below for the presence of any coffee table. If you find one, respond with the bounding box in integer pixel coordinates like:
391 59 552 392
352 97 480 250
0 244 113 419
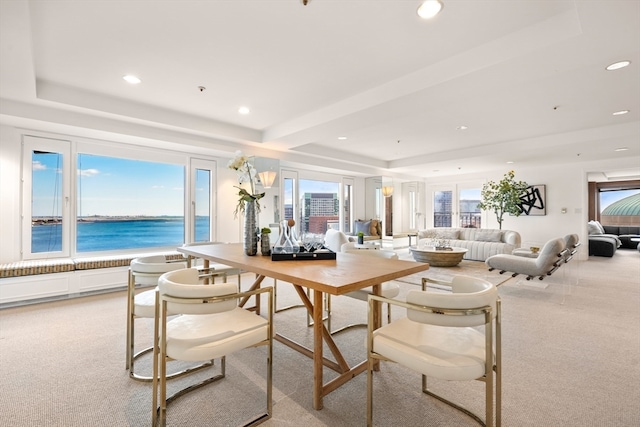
410 246 468 267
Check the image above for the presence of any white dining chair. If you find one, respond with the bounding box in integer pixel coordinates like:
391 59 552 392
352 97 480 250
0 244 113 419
152 267 273 426
126 255 187 381
367 275 501 426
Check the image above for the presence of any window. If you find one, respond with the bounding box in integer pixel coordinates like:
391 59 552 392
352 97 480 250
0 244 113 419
433 190 452 227
431 184 482 228
31 151 64 253
342 178 354 233
23 136 71 258
76 154 185 252
299 179 340 234
190 159 216 243
459 188 481 228
280 170 351 235
22 134 215 259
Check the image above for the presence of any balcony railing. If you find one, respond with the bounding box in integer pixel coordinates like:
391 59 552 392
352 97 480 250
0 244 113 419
434 212 481 228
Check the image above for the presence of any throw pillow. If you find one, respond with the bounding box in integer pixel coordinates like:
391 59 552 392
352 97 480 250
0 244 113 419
369 219 380 236
437 230 459 240
475 230 502 242
594 220 605 234
587 221 603 235
354 220 372 236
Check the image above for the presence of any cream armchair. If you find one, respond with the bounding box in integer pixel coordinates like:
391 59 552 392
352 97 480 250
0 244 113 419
485 237 566 281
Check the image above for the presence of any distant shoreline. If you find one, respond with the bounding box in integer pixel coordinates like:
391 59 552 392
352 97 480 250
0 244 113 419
32 216 185 225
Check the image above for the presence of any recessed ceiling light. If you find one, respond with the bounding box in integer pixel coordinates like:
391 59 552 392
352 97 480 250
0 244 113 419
338 136 347 140
506 161 514 164
417 0 443 19
612 110 629 116
606 60 631 71
456 125 468 130
238 106 250 115
614 147 629 152
123 75 141 84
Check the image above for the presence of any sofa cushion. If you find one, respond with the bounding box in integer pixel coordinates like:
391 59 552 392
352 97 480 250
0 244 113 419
475 230 502 242
588 221 604 235
437 229 459 240
354 220 373 236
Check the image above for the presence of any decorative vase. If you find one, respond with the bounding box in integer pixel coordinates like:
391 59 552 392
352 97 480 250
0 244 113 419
273 219 296 254
243 200 258 256
261 233 271 256
358 235 364 245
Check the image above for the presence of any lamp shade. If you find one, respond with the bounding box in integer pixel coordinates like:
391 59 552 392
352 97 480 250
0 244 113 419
258 170 277 189
382 186 394 197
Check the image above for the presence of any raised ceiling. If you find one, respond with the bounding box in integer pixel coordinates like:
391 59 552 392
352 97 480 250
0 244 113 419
1 0 639 178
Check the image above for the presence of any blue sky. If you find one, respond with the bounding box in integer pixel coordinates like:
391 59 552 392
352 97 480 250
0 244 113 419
33 152 639 217
33 154 185 217
599 189 640 211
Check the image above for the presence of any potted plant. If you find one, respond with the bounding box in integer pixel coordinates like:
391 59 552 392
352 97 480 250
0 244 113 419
357 231 364 245
477 170 529 230
260 227 272 256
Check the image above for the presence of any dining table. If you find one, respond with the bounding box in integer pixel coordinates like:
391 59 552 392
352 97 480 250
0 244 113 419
177 242 430 410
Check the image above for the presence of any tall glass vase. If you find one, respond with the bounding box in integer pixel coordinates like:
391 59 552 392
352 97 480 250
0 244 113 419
243 200 258 256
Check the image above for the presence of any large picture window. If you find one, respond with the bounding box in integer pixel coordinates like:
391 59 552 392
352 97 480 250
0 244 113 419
77 154 185 252
22 134 215 259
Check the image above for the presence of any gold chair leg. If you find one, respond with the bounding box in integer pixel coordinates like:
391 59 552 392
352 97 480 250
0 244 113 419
421 374 487 426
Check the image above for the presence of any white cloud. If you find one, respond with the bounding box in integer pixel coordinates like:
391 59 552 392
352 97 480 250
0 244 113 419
78 168 100 177
32 161 47 171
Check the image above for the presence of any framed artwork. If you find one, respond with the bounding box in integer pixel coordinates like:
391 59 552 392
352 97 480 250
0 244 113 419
518 185 546 216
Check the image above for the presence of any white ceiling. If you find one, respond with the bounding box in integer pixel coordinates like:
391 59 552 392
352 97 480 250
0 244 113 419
1 0 639 179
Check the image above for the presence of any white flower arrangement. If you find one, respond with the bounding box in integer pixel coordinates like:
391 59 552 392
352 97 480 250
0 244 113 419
227 151 264 217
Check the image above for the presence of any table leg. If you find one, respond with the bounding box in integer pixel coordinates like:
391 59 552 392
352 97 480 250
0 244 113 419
239 274 265 315
313 289 323 410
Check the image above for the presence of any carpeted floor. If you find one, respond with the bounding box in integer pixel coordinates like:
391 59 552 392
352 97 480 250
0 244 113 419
0 249 638 426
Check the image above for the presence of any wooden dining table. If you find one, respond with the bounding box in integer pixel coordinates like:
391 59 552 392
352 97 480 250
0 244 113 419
177 243 429 410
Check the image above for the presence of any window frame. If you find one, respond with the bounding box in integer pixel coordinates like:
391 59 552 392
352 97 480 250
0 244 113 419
22 135 72 259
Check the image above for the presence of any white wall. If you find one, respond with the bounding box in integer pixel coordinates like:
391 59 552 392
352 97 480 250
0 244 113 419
0 125 23 263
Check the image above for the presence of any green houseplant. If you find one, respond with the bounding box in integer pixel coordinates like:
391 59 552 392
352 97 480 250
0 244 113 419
260 227 272 256
357 231 364 245
477 170 529 230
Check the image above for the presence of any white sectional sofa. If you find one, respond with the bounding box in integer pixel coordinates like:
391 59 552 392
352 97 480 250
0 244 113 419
416 227 521 262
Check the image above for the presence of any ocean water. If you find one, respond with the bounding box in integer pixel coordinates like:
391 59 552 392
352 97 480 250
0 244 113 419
32 218 210 253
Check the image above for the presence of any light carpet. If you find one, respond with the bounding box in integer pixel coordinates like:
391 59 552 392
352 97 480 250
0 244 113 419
0 249 639 426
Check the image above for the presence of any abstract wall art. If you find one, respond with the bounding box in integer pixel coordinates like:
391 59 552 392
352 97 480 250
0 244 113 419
518 185 546 216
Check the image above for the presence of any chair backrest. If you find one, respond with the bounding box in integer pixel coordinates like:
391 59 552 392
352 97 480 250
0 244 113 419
158 268 238 315
343 247 398 259
562 234 580 262
130 255 187 286
534 238 565 270
564 234 579 250
324 229 350 253
406 275 497 327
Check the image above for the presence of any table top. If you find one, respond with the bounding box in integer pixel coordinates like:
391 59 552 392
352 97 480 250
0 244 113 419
410 246 468 254
179 243 429 296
